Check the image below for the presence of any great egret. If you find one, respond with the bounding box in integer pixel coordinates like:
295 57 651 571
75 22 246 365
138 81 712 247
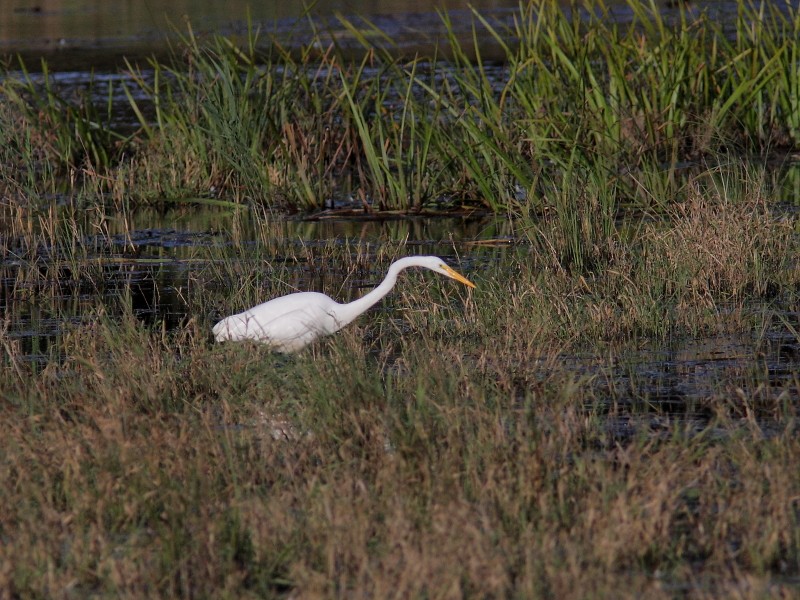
212 255 475 352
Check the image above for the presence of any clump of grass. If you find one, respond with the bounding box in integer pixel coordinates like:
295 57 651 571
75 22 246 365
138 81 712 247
642 165 791 313
339 53 446 211
0 82 64 198
484 160 798 347
122 24 284 203
2 61 128 174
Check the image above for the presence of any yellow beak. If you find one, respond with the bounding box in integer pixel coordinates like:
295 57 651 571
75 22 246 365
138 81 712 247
442 265 476 289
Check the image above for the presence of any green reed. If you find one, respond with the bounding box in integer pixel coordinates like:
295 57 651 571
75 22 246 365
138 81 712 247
339 54 446 211
2 60 128 172
123 23 284 203
3 0 798 214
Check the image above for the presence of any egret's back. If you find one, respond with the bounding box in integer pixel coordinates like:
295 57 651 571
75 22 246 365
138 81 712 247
213 292 340 352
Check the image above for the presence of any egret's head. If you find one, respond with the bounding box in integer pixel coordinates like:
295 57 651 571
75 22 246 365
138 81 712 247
435 261 476 288
397 255 476 288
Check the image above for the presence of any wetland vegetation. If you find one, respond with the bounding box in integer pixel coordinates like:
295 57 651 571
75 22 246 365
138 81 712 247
1 0 800 597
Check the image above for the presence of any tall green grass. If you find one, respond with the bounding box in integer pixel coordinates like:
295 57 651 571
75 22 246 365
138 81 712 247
123 24 287 204
2 0 799 213
2 61 127 174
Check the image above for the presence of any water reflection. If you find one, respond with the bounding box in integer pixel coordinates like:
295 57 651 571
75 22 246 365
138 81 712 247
2 0 521 60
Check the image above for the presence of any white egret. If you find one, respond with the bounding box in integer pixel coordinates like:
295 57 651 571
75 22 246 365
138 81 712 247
212 255 475 352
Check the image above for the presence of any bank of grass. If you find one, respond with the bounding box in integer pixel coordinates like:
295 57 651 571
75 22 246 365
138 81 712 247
1 293 798 597
2 159 800 596
2 0 799 211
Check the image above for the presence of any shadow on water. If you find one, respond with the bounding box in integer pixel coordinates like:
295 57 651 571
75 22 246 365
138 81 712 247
1 0 770 72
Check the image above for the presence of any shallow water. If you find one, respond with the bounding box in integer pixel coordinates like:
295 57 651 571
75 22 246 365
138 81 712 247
1 0 769 70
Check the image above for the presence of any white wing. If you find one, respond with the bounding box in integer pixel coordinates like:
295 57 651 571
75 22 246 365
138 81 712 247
213 292 340 352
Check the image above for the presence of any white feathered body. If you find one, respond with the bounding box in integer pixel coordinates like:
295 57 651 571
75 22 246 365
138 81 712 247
212 292 343 352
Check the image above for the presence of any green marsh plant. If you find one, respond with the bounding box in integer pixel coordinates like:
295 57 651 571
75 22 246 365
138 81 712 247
339 54 447 211
2 61 128 172
3 0 800 213
124 24 282 203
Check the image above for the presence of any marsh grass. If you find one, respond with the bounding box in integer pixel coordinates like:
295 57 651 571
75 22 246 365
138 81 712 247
0 61 131 206
3 155 800 596
2 297 798 597
2 0 800 596
2 0 799 212
516 162 796 343
122 24 284 203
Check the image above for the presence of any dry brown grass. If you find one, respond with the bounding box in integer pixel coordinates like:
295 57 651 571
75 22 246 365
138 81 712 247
505 166 797 347
643 171 793 313
1 299 799 597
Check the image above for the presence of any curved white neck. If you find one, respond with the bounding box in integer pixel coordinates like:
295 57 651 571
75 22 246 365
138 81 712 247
329 257 421 329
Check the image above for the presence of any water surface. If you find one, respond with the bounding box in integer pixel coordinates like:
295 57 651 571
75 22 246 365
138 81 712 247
1 0 761 69
0 205 514 362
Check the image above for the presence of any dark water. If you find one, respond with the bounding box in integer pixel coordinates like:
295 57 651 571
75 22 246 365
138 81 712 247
1 0 519 69
1 0 765 70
